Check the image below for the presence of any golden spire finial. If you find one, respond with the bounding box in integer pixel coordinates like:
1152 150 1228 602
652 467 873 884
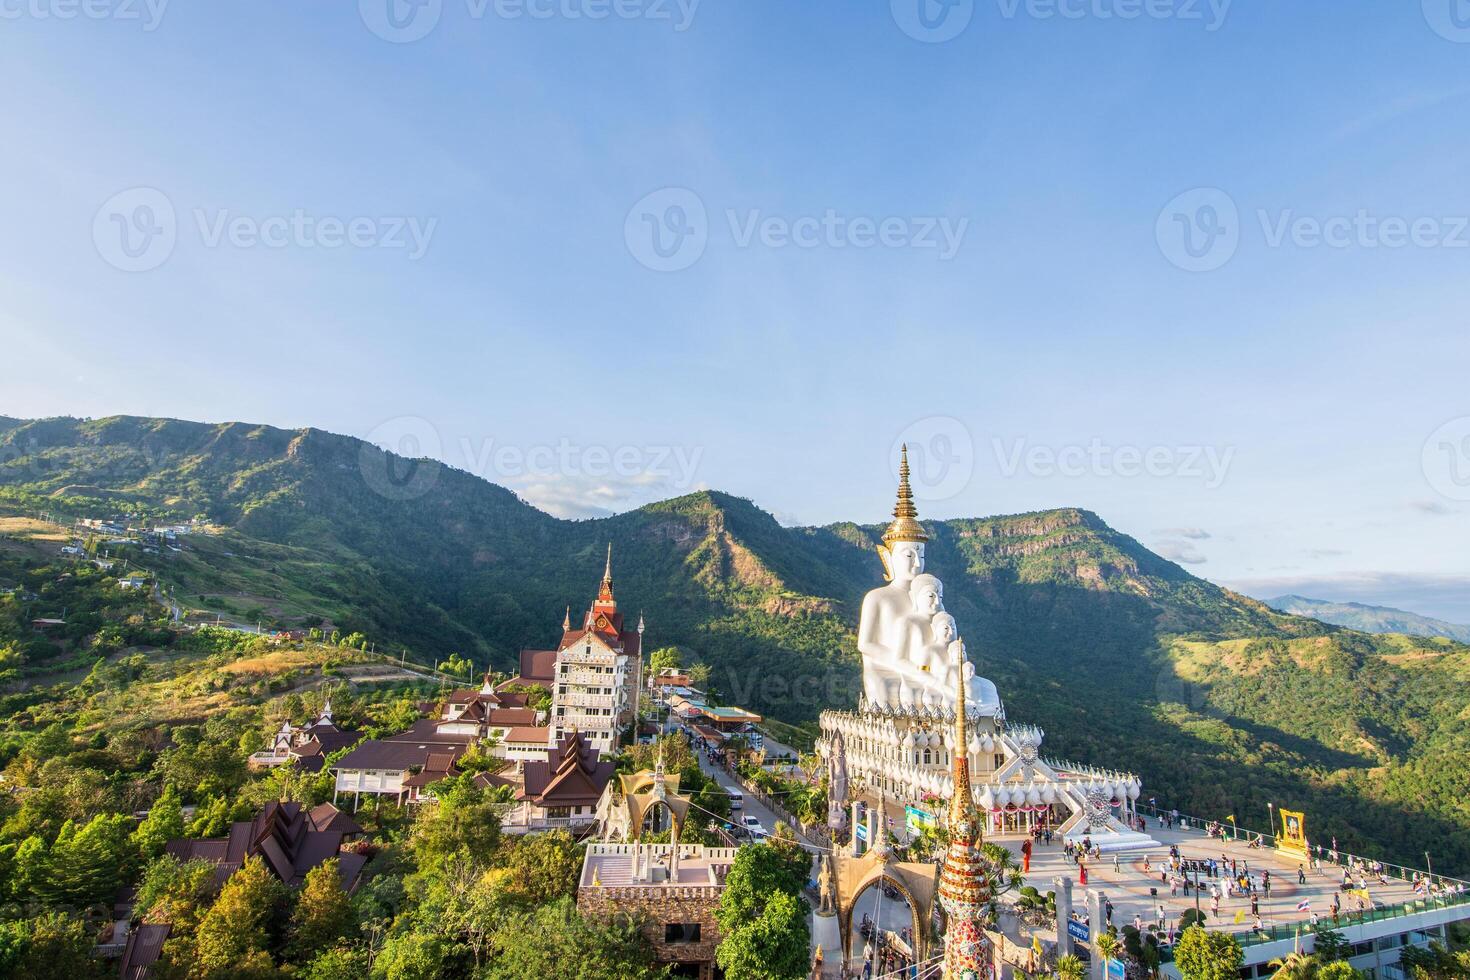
597 543 615 606
882 444 929 545
949 647 973 826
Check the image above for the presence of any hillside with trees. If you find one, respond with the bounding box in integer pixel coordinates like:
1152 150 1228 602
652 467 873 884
3 414 1470 874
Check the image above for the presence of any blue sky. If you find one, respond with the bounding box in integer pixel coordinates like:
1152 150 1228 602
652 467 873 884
2 1 1469 620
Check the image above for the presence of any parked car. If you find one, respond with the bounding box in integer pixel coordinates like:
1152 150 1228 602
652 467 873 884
741 815 767 838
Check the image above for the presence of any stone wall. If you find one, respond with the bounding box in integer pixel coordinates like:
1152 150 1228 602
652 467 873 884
578 887 722 979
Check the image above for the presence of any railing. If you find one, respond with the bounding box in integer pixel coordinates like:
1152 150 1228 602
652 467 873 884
561 670 615 687
1041 757 1140 785
1132 803 1469 889
564 693 615 708
1226 890 1470 949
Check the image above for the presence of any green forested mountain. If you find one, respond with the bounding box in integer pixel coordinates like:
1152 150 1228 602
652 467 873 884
2 414 1469 873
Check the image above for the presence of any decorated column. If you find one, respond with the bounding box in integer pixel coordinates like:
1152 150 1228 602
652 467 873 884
939 638 993 980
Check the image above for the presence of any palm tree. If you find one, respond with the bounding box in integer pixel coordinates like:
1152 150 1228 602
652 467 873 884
1269 950 1320 980
1096 932 1122 965
1056 953 1087 980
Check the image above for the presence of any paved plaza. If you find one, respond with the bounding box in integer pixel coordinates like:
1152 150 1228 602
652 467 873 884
998 822 1436 940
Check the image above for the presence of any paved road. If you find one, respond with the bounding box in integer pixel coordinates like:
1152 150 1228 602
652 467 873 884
694 750 825 854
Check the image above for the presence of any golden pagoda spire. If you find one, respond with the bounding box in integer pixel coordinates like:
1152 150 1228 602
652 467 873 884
939 643 993 979
949 659 972 827
596 543 616 608
882 444 929 545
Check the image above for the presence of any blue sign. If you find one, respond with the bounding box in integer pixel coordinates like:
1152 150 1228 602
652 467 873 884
905 805 937 835
1067 920 1090 943
856 822 868 841
1107 959 1126 980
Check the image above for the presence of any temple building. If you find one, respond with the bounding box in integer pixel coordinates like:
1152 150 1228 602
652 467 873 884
248 699 361 772
818 451 1154 853
502 730 617 834
164 800 367 890
544 545 644 753
434 673 545 744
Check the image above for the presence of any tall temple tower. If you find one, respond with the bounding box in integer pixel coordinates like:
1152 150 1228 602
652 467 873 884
551 544 643 752
939 631 993 979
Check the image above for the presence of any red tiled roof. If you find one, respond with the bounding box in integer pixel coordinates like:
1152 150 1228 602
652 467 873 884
485 707 537 727
163 802 366 891
120 923 171 980
519 732 614 807
474 770 518 791
505 726 551 744
512 648 557 684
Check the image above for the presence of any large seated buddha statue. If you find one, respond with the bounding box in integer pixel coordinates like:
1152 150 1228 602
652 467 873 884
857 446 1001 714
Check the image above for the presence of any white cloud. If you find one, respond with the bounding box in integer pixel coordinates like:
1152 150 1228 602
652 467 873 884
1156 527 1211 540
1155 539 1208 565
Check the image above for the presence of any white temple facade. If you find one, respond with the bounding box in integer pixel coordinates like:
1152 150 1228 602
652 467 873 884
550 545 644 754
817 448 1156 852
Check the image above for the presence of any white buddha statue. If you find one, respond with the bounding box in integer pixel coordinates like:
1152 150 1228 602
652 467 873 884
858 445 1003 715
858 448 935 709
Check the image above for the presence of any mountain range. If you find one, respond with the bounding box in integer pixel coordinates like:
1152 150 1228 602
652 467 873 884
1266 594 1470 644
2 413 1469 872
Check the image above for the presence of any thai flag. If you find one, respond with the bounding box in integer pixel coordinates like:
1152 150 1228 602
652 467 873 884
1297 900 1311 912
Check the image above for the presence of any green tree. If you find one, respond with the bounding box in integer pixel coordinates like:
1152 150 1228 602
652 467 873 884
480 897 665 980
9 836 50 903
1314 929 1350 964
133 787 185 861
1175 926 1244 980
41 813 134 908
715 842 810 933
487 830 583 907
1056 953 1088 980
648 646 683 676
289 859 355 963
1400 943 1470 980
373 931 445 980
716 888 810 980
409 778 502 868
0 912 106 980
189 856 284 978
306 947 370 979
1270 951 1323 980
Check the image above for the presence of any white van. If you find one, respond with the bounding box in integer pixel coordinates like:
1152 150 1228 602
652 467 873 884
727 791 743 810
